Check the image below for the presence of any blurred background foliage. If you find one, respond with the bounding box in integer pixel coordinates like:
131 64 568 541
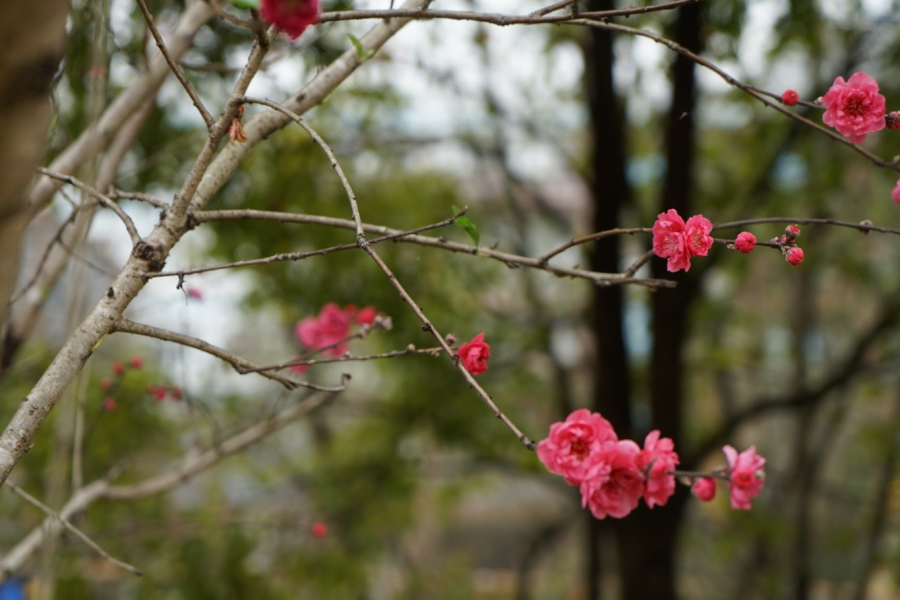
3 0 900 597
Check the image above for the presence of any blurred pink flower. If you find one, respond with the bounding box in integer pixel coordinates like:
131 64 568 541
822 72 885 144
311 522 328 538
356 306 378 325
892 179 900 204
261 0 319 40
580 440 644 519
635 430 679 509
692 477 717 502
724 445 766 510
295 303 351 357
537 409 618 485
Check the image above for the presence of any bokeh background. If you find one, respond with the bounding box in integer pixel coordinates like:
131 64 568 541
3 0 900 597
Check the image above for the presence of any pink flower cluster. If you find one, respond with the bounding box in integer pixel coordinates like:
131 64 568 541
778 224 804 266
537 409 679 519
261 0 319 40
651 209 713 272
295 303 378 357
538 410 767 518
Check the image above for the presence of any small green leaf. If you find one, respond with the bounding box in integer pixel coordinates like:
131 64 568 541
347 33 366 60
232 0 260 9
452 205 479 247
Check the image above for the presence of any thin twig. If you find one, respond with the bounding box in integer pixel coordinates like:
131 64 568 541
203 0 255 29
573 19 898 172
529 0 577 17
110 318 349 393
145 209 467 279
107 188 169 210
538 227 651 264
6 481 143 577
9 204 83 305
194 209 677 288
135 0 215 129
247 98 537 450
713 217 900 236
624 249 655 277
37 168 142 246
319 0 700 24
241 97 367 243
243 345 443 375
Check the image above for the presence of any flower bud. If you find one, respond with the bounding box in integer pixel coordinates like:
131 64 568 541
692 477 717 501
785 247 804 266
734 232 756 253
781 90 799 106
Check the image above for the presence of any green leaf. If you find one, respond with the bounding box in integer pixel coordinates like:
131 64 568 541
347 33 376 62
452 205 479 247
232 0 260 9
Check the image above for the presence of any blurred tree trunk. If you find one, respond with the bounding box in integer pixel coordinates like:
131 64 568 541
585 2 702 598
584 0 632 595
0 0 69 365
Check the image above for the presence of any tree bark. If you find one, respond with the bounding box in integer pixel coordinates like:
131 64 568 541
584 0 633 595
0 0 69 363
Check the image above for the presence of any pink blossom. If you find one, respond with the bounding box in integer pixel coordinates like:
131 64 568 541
261 0 319 40
311 522 328 538
580 440 644 519
692 477 716 502
130 356 143 369
187 287 204 300
103 397 117 412
785 247 804 266
822 72 886 144
112 362 124 376
289 363 309 374
784 224 801 241
723 445 766 510
652 209 690 272
537 409 618 485
295 303 351 357
652 209 713 273
734 232 756 253
892 179 900 204
684 215 714 258
781 90 799 106
100 378 112 390
356 306 378 325
635 430 679 508
457 333 490 375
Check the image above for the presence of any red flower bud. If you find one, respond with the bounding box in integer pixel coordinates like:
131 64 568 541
781 90 799 106
734 232 756 254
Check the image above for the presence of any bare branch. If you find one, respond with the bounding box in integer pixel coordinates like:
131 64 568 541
194 209 677 288
37 168 142 246
27 2 214 217
135 0 214 129
6 481 143 577
146 208 465 279
319 0 701 24
713 217 900 236
110 318 348 392
103 392 333 499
